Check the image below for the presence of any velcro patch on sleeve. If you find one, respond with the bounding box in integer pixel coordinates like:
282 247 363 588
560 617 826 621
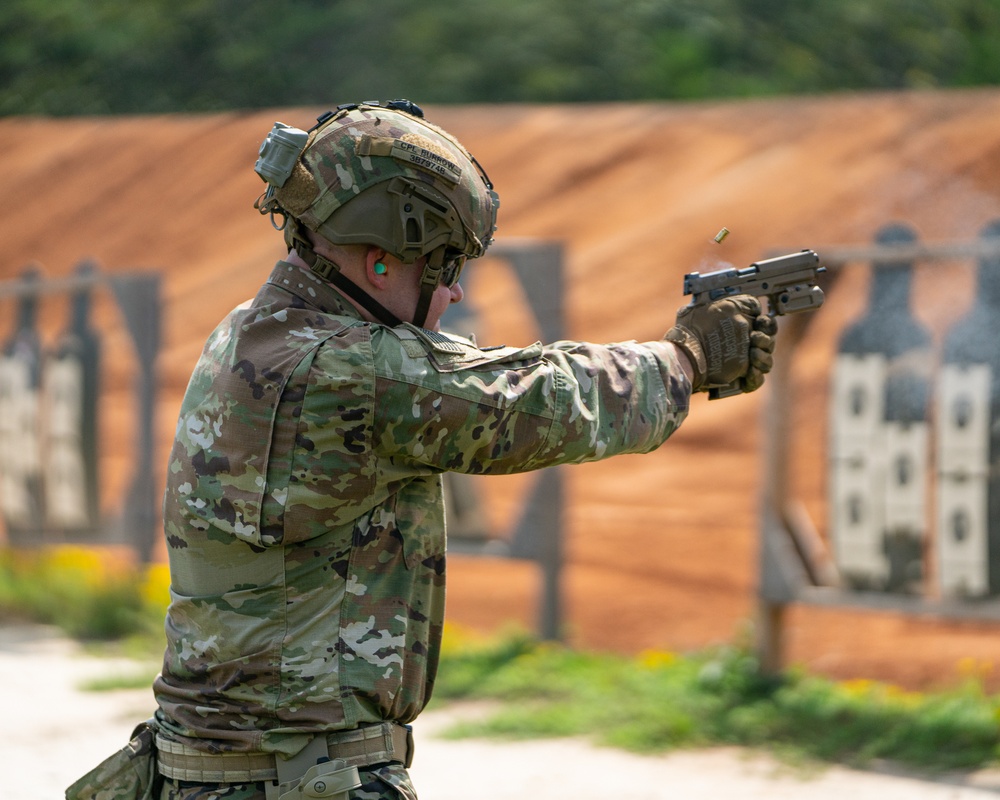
412 327 466 354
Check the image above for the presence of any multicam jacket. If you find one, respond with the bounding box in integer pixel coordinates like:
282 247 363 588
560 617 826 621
154 259 691 756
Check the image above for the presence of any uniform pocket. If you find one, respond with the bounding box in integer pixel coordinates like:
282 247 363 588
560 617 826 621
360 764 417 800
65 720 159 800
394 474 446 570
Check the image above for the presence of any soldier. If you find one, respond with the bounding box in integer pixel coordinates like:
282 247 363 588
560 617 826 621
151 100 777 800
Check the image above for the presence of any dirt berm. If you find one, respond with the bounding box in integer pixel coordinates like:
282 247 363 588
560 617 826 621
3 89 1000 691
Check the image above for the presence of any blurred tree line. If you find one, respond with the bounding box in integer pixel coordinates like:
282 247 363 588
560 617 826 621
4 0 1000 115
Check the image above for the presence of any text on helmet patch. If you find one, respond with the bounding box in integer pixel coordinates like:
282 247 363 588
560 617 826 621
356 135 462 185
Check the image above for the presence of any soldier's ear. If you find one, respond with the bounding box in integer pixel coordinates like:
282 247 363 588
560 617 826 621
365 248 391 288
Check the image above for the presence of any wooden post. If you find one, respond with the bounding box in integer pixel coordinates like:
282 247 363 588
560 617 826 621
756 312 810 674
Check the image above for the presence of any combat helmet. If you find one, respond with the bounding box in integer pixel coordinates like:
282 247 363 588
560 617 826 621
254 99 499 328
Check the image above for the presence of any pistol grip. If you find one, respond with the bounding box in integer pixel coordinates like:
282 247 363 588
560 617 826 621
707 381 743 400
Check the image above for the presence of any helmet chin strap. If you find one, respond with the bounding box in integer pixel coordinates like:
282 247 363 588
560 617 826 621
292 241 404 327
412 250 446 331
287 222 437 329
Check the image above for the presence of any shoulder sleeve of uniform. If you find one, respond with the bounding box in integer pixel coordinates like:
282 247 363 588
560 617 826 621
386 323 544 373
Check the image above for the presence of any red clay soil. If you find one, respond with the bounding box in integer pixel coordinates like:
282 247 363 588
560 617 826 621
2 89 1000 691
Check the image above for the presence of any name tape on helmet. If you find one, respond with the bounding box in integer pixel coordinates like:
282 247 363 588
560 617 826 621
356 135 462 185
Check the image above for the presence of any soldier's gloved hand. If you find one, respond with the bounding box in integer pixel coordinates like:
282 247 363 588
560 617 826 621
665 295 770 393
742 314 778 393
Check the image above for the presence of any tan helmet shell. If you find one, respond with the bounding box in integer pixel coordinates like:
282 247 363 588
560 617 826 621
271 103 498 264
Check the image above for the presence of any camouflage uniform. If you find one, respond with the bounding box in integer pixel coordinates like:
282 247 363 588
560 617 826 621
159 770 410 800
154 258 692 799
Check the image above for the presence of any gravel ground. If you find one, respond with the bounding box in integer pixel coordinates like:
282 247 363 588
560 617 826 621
5 625 998 800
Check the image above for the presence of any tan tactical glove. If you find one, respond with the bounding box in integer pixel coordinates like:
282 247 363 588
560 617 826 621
743 314 778 393
665 295 776 394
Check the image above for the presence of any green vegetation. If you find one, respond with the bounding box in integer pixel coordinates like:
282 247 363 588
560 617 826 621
432 626 1000 773
0 546 167 647
2 549 998 774
4 0 1000 115
78 670 160 692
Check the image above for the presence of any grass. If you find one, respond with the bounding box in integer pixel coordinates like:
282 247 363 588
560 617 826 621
78 669 161 692
430 625 1000 774
2 546 999 774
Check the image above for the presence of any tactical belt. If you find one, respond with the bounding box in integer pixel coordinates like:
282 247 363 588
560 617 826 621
155 722 413 783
